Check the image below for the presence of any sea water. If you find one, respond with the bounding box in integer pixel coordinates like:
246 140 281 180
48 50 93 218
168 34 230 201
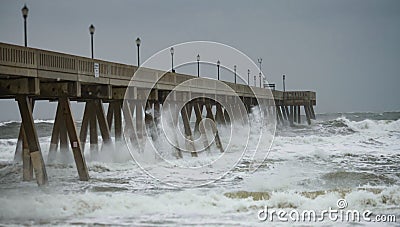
0 112 399 226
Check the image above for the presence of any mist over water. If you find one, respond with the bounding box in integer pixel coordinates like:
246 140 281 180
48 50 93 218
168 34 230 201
0 111 399 226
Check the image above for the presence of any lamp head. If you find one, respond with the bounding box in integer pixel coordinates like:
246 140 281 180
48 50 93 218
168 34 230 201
89 24 95 34
22 5 29 18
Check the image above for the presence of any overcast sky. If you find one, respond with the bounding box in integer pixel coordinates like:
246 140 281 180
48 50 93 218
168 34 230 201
0 0 399 121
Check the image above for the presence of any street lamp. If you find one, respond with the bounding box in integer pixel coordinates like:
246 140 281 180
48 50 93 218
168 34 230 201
170 47 175 72
21 4 29 47
196 54 200 77
258 58 263 88
217 60 220 80
247 69 250 86
89 24 95 59
234 65 237 84
136 37 141 66
283 74 286 92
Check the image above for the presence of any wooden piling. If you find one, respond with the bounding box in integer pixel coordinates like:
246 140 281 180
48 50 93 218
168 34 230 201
88 101 98 154
16 95 48 186
284 106 290 122
95 100 112 148
136 101 144 140
106 101 123 142
122 100 138 147
114 101 122 141
223 105 231 124
276 105 284 124
215 103 225 124
60 97 89 181
280 106 287 121
59 107 69 152
193 102 210 151
48 101 62 162
181 104 197 157
297 106 301 124
14 99 34 163
79 102 90 151
310 105 316 119
304 105 311 125
289 106 294 126
168 102 183 158
205 103 224 153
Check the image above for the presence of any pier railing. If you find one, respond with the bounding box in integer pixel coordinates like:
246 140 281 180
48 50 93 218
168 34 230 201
0 42 316 102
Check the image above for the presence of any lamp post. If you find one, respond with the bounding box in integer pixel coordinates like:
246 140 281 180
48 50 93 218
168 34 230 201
196 54 200 77
247 69 250 85
283 74 286 92
136 37 141 66
170 47 175 72
234 65 237 84
89 24 95 59
21 5 29 47
217 60 220 80
258 58 263 88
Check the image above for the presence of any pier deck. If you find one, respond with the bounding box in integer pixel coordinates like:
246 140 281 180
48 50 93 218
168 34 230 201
0 42 316 186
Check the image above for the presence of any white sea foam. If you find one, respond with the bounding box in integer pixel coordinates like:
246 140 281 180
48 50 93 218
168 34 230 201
0 114 399 225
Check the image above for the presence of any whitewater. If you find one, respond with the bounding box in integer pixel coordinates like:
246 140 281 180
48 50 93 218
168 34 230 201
0 112 399 226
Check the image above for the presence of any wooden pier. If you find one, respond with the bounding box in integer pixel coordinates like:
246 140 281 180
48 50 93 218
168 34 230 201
0 42 316 186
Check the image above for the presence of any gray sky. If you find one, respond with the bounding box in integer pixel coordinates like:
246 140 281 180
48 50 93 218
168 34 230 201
0 0 399 121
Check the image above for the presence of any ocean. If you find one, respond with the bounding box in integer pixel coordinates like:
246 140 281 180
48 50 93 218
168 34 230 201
0 111 399 226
